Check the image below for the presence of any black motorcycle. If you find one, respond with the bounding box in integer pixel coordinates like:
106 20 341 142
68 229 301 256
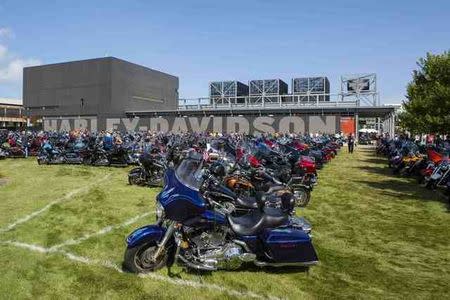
128 151 167 187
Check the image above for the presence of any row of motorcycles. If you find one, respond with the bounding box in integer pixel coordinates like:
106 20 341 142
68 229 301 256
37 141 138 167
0 132 139 167
377 139 450 200
0 133 40 159
128 135 344 206
123 135 344 273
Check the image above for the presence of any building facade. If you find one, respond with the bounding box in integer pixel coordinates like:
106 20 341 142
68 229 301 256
24 57 179 130
0 98 27 129
22 57 396 134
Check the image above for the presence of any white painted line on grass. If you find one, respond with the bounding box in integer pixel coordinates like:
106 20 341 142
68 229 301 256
1 240 280 300
0 175 110 233
1 240 121 270
49 212 152 250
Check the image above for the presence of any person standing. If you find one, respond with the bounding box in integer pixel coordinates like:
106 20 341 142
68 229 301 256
348 134 355 153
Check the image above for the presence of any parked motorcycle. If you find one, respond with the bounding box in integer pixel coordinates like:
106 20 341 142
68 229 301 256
123 152 318 273
425 160 450 190
128 150 167 187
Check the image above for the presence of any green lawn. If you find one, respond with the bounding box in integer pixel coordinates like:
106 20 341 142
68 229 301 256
0 148 449 299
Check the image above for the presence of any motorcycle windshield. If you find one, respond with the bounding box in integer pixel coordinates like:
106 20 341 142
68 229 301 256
175 155 205 191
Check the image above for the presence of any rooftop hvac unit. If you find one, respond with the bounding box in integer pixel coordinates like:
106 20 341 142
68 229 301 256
248 79 288 104
209 81 223 98
292 77 330 101
209 81 248 104
249 79 288 95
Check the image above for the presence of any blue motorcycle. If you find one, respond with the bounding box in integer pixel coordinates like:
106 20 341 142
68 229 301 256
123 152 318 273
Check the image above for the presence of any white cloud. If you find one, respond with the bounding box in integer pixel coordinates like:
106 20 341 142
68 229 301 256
0 27 13 38
0 28 42 88
0 44 7 59
0 57 41 82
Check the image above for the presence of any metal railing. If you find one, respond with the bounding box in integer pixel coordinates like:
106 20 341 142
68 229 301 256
178 94 360 111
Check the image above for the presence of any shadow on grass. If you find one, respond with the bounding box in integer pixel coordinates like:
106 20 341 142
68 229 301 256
356 155 449 209
169 263 309 277
362 157 389 165
356 165 391 176
355 176 449 207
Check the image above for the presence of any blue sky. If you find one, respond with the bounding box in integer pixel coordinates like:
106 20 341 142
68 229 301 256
0 0 449 103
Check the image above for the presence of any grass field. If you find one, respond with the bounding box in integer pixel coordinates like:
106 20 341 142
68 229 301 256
0 148 449 299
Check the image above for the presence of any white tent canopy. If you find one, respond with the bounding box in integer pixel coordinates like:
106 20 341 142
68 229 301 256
359 128 378 133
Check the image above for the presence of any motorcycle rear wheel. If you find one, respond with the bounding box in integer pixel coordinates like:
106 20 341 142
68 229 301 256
123 242 168 273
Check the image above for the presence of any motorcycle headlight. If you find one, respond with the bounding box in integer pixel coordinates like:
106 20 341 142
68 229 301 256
156 201 164 220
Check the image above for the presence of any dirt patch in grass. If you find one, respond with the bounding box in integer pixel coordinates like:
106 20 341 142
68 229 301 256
0 171 8 186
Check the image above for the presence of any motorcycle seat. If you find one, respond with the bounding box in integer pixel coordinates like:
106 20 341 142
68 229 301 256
227 207 288 236
235 195 258 209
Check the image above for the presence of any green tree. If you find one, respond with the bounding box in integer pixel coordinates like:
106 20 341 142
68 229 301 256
399 51 450 134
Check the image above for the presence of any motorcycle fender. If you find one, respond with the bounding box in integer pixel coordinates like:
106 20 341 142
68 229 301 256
129 167 143 175
126 225 166 248
430 173 441 180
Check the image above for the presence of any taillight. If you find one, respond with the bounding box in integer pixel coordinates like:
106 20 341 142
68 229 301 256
248 155 261 168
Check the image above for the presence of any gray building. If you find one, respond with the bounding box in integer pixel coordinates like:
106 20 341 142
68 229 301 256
23 57 179 130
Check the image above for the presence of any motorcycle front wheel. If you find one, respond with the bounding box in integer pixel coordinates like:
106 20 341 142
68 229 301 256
82 157 92 165
37 158 47 165
123 242 169 273
148 170 164 187
425 180 436 190
128 168 145 186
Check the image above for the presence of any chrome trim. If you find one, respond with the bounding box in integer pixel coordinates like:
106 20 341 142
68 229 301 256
177 254 217 271
152 221 175 260
253 260 318 267
232 240 251 252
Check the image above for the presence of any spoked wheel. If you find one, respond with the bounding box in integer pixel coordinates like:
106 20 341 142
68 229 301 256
128 173 145 186
37 158 47 165
425 180 436 190
123 243 168 273
82 157 92 165
294 187 311 207
148 171 164 187
128 174 138 185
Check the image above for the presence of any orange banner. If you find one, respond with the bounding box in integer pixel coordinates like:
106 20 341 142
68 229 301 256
340 117 355 135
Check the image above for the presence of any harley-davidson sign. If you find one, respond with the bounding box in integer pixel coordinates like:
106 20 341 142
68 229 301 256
43 115 341 134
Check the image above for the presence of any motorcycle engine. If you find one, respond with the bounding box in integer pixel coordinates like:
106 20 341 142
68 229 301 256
184 228 248 270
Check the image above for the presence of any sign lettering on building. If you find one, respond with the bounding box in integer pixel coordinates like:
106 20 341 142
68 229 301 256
43 116 340 133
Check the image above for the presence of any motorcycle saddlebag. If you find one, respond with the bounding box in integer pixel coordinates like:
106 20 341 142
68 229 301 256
262 227 318 264
65 152 82 164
